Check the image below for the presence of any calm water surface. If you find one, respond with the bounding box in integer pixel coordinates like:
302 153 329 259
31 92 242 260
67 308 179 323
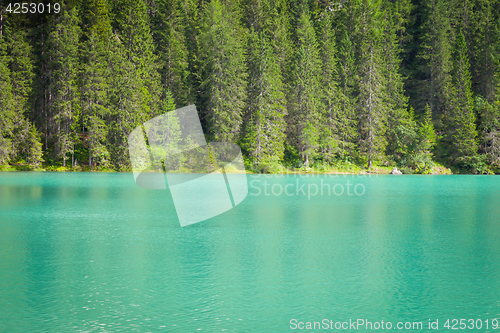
1 172 500 332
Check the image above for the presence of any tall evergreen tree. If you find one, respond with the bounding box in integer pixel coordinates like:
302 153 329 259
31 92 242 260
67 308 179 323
199 0 248 142
79 0 113 168
468 0 500 101
352 0 388 168
178 0 203 105
446 30 477 165
268 0 293 78
318 10 342 162
418 104 437 153
476 96 500 165
0 34 15 165
152 0 189 106
381 3 414 166
414 0 454 127
336 29 358 158
4 25 43 167
110 0 160 107
46 5 81 166
287 3 322 166
244 28 286 163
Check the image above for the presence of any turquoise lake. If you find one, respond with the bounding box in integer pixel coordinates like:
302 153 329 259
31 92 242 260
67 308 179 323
1 172 500 332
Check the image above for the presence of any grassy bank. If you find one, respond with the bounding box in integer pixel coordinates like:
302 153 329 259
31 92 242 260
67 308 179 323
1 160 455 175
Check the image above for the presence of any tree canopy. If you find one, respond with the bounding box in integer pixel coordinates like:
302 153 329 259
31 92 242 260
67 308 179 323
1 0 500 173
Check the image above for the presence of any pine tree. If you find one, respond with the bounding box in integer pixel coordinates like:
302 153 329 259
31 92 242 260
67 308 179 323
178 0 203 105
318 10 342 162
111 0 160 113
336 29 358 158
106 0 162 169
468 0 500 101
244 28 286 164
418 104 437 153
8 30 33 120
381 3 414 166
152 0 189 106
287 3 322 166
46 5 81 167
476 96 500 165
390 0 413 48
0 35 15 165
446 30 477 166
352 0 387 168
4 25 43 168
79 0 113 169
414 0 454 127
407 104 437 173
199 0 248 142
268 0 293 78
242 0 272 33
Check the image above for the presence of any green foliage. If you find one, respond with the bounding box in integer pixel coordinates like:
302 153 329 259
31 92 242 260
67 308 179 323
349 0 389 168
476 96 500 165
418 104 437 151
46 5 81 167
244 28 286 164
2 0 500 174
318 10 341 162
0 23 43 168
414 0 455 127
199 0 248 142
0 36 15 165
152 0 190 106
335 29 358 159
445 30 478 165
287 3 322 166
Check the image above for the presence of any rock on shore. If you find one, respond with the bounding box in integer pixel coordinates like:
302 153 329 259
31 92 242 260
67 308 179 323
390 167 403 175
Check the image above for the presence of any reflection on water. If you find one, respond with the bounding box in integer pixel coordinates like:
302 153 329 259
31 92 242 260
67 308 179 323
1 172 500 331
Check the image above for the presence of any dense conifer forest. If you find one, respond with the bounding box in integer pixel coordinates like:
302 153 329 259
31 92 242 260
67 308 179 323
1 0 500 173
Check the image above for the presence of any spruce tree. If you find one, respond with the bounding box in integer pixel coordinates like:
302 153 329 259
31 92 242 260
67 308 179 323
415 0 454 127
244 28 286 164
446 30 477 166
287 3 322 166
4 25 43 167
468 0 500 101
337 29 358 159
318 10 342 162
268 0 293 79
107 0 162 169
178 0 203 105
381 3 414 166
476 96 500 165
418 104 437 153
46 5 81 166
0 35 15 165
152 0 189 106
199 0 248 142
352 0 388 168
79 0 113 169
410 105 436 173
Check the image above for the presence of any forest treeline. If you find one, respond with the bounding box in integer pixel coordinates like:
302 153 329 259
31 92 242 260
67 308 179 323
1 0 500 173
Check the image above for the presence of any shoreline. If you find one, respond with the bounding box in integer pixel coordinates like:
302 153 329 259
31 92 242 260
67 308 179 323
0 165 464 175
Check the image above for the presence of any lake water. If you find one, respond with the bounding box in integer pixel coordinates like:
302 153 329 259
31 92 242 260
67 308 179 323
1 172 500 332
